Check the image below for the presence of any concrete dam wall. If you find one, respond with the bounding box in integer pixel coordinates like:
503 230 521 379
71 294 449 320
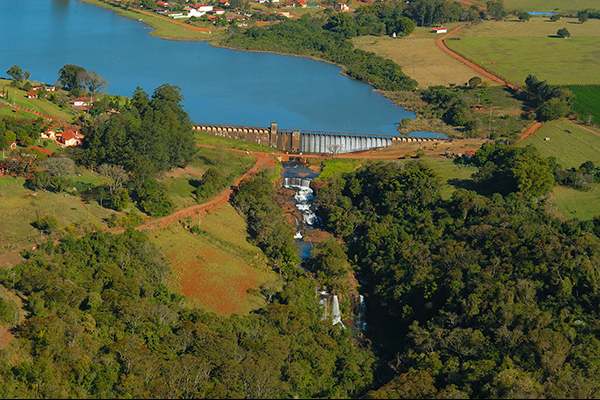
193 122 445 154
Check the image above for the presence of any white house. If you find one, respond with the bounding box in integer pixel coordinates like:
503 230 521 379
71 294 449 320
432 27 447 34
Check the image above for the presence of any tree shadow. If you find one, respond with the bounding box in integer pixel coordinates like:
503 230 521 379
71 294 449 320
189 178 202 189
447 177 479 192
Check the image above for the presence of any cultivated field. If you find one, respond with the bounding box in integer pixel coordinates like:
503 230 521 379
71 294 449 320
517 119 600 168
353 24 494 88
149 205 280 316
562 85 600 126
446 17 600 85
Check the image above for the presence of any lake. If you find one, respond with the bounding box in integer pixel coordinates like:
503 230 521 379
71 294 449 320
0 0 418 136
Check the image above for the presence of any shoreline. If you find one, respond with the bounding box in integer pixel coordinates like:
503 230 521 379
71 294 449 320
74 0 413 115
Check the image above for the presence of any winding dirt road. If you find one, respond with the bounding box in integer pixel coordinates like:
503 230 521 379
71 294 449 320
435 25 516 90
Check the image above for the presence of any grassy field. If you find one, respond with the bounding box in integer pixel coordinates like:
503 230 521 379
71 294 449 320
149 204 279 316
551 183 600 221
502 0 599 13
0 82 74 122
517 119 600 168
0 174 118 251
446 17 600 85
160 147 255 210
353 24 495 89
194 131 275 152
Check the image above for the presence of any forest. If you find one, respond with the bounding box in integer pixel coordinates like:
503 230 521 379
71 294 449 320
313 147 600 398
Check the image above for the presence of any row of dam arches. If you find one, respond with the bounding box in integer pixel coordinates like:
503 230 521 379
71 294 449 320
193 123 446 154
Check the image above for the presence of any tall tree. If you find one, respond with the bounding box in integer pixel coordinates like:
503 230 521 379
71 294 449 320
58 64 86 91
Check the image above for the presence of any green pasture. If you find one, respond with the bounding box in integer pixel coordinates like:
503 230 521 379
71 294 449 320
161 147 255 210
0 95 74 123
314 158 364 181
194 131 274 152
503 0 600 13
447 18 600 85
0 170 124 250
552 184 600 221
517 119 600 168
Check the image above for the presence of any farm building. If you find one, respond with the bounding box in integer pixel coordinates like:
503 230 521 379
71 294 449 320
432 27 447 34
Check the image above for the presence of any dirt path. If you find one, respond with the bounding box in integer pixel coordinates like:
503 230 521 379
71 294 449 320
436 25 516 89
3 102 56 120
521 121 544 140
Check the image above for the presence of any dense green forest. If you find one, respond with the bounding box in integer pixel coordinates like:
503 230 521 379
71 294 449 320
313 146 600 398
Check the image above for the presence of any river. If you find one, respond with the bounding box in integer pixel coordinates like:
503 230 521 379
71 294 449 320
1 0 419 136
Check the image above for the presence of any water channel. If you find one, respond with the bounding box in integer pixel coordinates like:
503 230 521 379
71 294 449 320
1 0 423 136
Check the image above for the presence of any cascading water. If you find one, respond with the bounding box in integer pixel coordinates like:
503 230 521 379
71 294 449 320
331 295 344 327
356 295 367 331
281 160 320 259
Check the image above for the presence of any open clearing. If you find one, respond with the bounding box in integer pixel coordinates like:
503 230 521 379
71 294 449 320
517 119 600 169
353 24 494 88
446 18 600 85
149 204 279 316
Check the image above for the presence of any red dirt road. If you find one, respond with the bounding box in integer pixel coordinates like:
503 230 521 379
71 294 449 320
436 25 516 89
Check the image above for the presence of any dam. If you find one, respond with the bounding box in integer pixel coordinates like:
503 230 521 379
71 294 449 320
193 122 446 155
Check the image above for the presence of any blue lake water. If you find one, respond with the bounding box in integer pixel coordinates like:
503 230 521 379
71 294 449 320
0 0 419 136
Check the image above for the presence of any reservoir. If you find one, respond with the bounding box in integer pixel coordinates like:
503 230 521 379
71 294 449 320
0 0 416 136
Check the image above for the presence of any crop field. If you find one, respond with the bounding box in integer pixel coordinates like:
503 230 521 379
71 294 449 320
446 17 600 85
353 24 494 88
149 205 279 316
561 85 600 126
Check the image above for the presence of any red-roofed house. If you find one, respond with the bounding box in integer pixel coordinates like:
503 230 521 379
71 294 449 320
296 0 307 7
432 27 447 34
41 129 56 140
156 1 169 6
27 90 38 99
282 1 295 7
58 130 84 147
70 96 98 111
214 8 225 14
219 0 230 5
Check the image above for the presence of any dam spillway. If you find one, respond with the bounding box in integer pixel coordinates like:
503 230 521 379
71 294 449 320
193 122 446 155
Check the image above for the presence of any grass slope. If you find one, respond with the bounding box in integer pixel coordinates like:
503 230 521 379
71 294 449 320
149 204 279 316
517 119 600 168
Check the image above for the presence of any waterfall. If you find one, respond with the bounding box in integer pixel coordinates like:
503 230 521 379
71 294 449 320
331 295 344 327
356 295 367 331
283 178 318 227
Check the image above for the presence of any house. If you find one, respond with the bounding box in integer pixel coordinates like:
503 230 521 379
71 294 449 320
432 27 447 34
214 8 225 14
219 0 230 6
41 129 56 139
296 0 307 7
277 11 294 18
336 2 349 11
464 150 476 160
70 96 98 111
58 129 84 147
27 90 38 99
282 1 295 7
9 142 17 150
156 1 169 6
